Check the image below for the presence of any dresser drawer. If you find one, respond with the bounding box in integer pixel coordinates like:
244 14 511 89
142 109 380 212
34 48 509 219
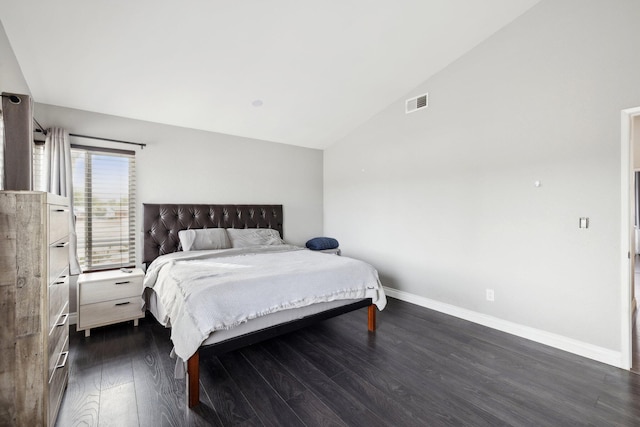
48 308 69 380
79 296 143 328
48 270 69 332
48 205 70 244
48 240 69 286
79 275 143 305
48 336 69 427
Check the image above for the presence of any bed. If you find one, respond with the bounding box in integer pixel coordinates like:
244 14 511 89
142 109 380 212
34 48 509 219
142 203 386 408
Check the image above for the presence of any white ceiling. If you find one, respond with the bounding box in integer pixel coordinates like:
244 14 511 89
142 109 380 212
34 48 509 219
1 0 540 149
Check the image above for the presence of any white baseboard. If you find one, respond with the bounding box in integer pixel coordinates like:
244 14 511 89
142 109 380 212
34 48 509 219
383 287 623 368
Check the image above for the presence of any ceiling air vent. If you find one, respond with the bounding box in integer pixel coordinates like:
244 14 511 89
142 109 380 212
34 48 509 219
406 93 428 114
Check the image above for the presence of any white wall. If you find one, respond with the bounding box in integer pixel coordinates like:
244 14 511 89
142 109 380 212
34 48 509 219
0 20 30 95
635 116 640 168
325 0 640 355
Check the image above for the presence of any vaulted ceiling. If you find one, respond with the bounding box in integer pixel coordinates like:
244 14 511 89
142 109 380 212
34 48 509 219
0 0 540 149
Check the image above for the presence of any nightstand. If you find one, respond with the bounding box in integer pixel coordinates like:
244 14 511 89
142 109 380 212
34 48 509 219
77 268 145 337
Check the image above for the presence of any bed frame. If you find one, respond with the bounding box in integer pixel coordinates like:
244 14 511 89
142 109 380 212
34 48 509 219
142 203 376 408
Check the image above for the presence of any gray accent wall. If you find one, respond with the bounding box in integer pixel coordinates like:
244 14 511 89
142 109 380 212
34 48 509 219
324 0 640 352
35 103 324 312
35 103 324 256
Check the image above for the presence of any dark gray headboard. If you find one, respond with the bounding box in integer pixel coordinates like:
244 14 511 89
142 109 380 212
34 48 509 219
143 204 283 264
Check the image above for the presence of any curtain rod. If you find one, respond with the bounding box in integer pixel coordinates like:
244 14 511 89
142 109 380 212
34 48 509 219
68 133 146 149
33 118 146 149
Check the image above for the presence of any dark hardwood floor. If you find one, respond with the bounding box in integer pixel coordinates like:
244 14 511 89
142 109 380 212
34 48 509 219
56 298 640 426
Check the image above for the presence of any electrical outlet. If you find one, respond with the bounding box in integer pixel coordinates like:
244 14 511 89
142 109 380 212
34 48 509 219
486 289 495 302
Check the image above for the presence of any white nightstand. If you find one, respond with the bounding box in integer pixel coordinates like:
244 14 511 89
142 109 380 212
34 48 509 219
77 268 145 337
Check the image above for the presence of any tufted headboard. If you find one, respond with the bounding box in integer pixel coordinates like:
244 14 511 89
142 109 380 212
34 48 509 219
143 204 283 264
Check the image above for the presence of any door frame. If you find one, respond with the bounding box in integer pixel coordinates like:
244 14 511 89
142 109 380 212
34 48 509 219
620 106 640 370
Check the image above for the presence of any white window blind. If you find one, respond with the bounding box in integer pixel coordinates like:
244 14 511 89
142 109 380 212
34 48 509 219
33 143 45 191
71 146 136 271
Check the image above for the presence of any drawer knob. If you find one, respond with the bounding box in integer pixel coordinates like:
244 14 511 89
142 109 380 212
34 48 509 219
49 351 69 384
55 351 69 369
55 209 69 212
56 313 69 327
55 242 69 248
115 301 131 306
115 281 130 285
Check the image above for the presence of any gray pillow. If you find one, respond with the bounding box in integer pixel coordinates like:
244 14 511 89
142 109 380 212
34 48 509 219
178 228 231 251
226 228 284 248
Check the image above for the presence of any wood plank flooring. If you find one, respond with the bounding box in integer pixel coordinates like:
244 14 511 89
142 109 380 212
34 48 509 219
56 298 640 426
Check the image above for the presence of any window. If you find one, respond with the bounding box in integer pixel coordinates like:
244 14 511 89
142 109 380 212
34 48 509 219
71 146 136 271
31 138 137 272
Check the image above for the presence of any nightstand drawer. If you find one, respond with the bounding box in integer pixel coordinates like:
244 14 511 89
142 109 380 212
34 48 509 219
79 275 143 305
79 297 143 328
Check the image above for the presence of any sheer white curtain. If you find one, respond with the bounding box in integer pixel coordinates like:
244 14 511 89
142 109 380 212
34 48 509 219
45 127 81 274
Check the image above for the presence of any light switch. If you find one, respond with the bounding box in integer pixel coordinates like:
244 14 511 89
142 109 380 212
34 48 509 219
579 217 589 229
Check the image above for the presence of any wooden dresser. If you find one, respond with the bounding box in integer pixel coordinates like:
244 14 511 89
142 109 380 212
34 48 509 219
0 191 70 427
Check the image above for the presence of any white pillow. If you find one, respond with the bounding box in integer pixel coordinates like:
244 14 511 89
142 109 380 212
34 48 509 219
226 228 284 248
178 228 231 251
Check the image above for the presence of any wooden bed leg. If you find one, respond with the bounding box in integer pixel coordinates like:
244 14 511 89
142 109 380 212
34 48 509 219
187 351 200 408
368 305 376 332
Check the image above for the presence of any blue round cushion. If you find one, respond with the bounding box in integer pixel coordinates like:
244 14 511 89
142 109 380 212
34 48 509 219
305 237 339 250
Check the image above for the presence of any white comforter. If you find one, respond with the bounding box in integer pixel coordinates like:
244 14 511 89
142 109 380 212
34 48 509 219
143 245 386 361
